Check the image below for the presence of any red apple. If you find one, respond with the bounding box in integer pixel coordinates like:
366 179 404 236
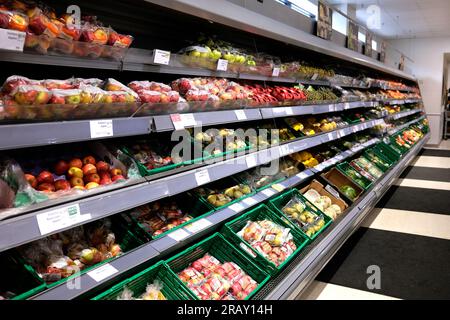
85 173 100 184
69 158 83 169
111 175 125 182
100 176 112 185
70 176 84 187
37 183 55 192
54 160 69 175
110 168 122 176
95 161 110 173
82 155 96 165
37 171 54 184
54 179 71 191
82 164 97 176
25 173 37 188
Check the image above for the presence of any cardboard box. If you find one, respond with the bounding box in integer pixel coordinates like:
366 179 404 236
300 179 348 213
320 168 364 203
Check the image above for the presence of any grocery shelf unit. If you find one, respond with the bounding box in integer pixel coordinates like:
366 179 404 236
0 0 428 300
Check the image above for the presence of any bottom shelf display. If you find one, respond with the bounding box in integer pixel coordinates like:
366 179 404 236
0 119 429 300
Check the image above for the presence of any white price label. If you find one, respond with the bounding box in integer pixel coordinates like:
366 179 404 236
185 218 213 233
195 169 211 186
296 172 309 180
273 107 286 114
90 120 113 139
352 126 358 133
0 29 25 51
171 113 196 130
216 59 228 71
168 228 190 242
88 263 118 282
242 197 258 206
261 188 276 197
335 155 344 161
229 202 244 212
328 133 335 141
36 204 91 235
328 105 336 112
314 164 325 171
344 102 351 110
272 184 285 192
311 73 319 81
272 67 280 77
153 49 171 65
245 154 257 168
285 107 294 115
234 110 247 121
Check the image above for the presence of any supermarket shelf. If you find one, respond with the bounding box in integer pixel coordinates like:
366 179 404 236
152 108 262 132
31 135 381 300
0 117 153 150
146 0 416 82
0 100 379 149
384 98 422 105
386 108 422 121
262 133 430 300
260 101 378 119
388 114 426 135
0 119 383 253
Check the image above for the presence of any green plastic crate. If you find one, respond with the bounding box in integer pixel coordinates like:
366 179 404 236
92 261 195 300
20 216 145 289
222 204 309 275
236 169 287 193
268 189 332 242
363 148 393 172
373 143 401 162
194 176 256 211
336 162 373 189
390 134 412 154
0 254 46 300
125 193 214 241
165 233 270 300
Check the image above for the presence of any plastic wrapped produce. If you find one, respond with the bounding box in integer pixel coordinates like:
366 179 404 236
281 196 326 237
11 85 51 105
0 9 28 31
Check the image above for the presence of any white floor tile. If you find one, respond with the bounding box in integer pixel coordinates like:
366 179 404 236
362 208 450 240
298 280 400 300
412 156 450 169
394 178 450 191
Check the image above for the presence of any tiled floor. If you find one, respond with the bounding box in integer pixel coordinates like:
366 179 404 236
426 139 450 150
298 147 450 300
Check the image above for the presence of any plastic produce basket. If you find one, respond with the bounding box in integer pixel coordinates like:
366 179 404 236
0 254 46 300
194 176 256 211
373 143 401 162
268 189 332 242
124 192 214 241
390 135 412 154
222 204 309 275
336 162 373 189
363 148 393 172
20 216 145 289
165 233 270 300
92 261 195 300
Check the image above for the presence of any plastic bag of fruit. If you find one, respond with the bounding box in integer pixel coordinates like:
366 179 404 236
2 75 40 94
0 9 28 32
0 158 49 218
282 196 325 237
10 84 51 105
104 78 139 100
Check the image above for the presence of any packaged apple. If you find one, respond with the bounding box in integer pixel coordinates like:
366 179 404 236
281 195 327 238
128 81 171 93
42 79 75 90
17 217 141 284
104 78 139 100
0 9 28 31
117 282 166 300
27 7 60 38
11 85 51 105
72 78 103 88
2 75 40 94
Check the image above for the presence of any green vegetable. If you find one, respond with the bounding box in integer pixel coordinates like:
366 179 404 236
340 185 357 200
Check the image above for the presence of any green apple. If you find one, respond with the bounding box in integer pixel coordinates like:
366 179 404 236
66 94 81 104
190 50 201 57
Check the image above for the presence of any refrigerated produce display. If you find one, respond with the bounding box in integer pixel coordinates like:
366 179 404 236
0 0 430 301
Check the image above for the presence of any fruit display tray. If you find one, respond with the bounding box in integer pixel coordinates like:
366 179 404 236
221 204 309 275
268 189 332 242
24 33 129 61
336 162 373 190
320 168 364 204
18 215 144 289
165 232 270 300
92 261 196 300
123 192 213 241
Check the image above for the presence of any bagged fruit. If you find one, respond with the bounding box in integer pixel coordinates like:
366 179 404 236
42 79 75 90
104 78 139 100
0 9 28 31
48 89 82 105
72 78 103 88
2 75 39 94
79 86 105 104
128 80 171 93
27 7 60 37
107 28 133 48
136 90 161 103
11 85 51 105
79 23 109 45
102 90 136 104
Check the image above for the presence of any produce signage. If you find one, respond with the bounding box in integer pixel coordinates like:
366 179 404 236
365 32 373 57
0 28 25 52
347 21 358 52
317 1 333 40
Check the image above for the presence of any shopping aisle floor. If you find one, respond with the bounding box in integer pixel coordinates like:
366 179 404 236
299 145 450 300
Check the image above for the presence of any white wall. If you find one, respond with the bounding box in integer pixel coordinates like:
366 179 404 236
387 37 450 145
